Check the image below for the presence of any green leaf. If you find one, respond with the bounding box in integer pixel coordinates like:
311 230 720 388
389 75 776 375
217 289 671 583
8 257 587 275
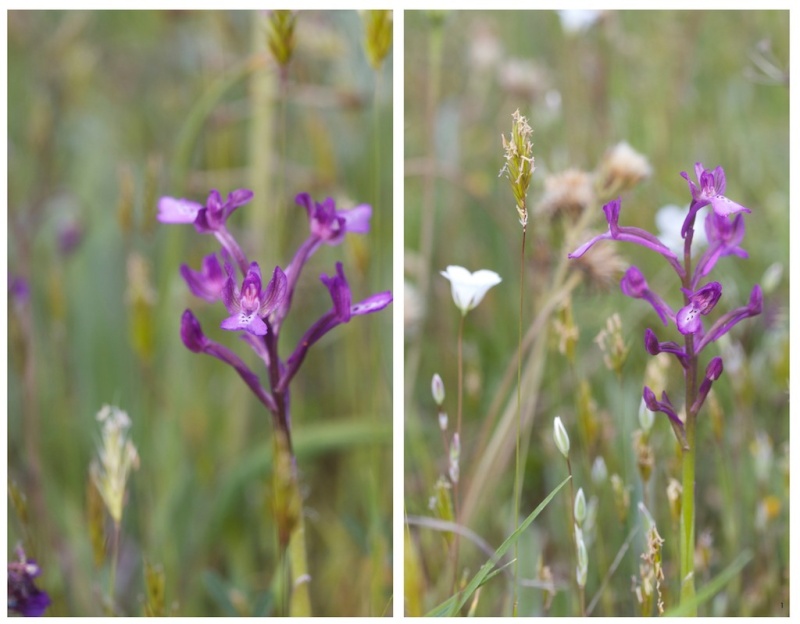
424 475 571 617
663 550 753 617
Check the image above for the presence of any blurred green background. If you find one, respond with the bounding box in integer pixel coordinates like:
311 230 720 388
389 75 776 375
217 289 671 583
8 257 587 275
404 10 788 616
7 10 392 616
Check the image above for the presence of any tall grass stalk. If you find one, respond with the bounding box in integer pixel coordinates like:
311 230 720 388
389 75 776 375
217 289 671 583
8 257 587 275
511 227 526 616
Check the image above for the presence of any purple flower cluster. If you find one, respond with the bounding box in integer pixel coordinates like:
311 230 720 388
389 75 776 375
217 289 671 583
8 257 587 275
7 546 50 617
160 189 392 440
569 162 761 438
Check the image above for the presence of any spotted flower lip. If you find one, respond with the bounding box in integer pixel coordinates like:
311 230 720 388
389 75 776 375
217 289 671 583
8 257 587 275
440 265 502 315
221 263 288 336
568 199 683 275
295 192 372 245
676 281 723 335
620 266 674 326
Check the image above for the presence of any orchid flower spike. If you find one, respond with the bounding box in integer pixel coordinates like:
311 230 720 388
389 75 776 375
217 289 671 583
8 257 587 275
440 265 502 316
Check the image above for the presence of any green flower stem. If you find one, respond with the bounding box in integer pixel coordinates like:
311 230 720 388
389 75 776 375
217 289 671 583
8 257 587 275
289 513 312 616
512 226 527 616
451 312 466 600
680 216 698 615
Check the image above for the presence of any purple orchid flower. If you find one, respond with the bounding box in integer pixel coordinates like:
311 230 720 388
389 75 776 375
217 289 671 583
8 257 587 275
193 188 254 234
279 262 392 392
295 192 372 246
696 284 762 353
642 386 683 429
676 281 722 336
277 194 373 327
221 263 288 336
679 162 751 238
693 212 749 286
158 189 252 275
620 266 675 326
568 198 684 276
7 546 51 617
180 252 229 302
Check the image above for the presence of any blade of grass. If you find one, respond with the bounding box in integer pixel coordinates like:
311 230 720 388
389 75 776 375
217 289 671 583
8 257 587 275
424 475 570 617
663 550 753 617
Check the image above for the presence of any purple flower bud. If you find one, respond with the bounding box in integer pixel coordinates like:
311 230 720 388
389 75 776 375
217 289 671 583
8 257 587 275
642 386 684 431
620 266 674 326
677 282 722 335
568 198 683 276
692 356 724 414
320 262 353 322
180 309 208 353
705 356 724 381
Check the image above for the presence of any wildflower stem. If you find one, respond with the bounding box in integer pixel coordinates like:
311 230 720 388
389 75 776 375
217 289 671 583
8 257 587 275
565 458 586 616
680 213 698 614
512 226 527 616
451 312 466 599
108 519 121 614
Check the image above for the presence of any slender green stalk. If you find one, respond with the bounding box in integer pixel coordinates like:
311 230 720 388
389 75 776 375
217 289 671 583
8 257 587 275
565 458 585 616
451 312 466 599
108 520 121 614
289 514 312 616
512 227 527 616
679 217 698 615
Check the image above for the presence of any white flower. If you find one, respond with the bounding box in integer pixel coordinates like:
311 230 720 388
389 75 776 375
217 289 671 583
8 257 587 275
440 265 502 316
655 204 708 255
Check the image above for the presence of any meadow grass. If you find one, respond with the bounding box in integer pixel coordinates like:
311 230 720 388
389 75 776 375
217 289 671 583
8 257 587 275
7 10 392 616
404 10 788 616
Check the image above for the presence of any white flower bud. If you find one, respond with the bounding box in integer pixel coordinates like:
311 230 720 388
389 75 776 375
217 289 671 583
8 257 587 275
431 373 445 406
591 456 607 484
553 416 570 458
638 397 655 432
574 487 587 526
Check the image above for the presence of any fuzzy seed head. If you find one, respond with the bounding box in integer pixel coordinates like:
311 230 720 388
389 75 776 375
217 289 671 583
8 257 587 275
91 405 139 524
501 109 535 228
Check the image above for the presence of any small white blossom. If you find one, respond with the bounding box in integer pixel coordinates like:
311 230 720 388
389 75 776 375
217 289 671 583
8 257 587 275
440 265 502 316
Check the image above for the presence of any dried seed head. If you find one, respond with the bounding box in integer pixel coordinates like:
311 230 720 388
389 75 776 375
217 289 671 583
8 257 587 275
571 240 627 290
553 297 579 365
594 313 630 378
536 169 595 221
595 141 652 200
